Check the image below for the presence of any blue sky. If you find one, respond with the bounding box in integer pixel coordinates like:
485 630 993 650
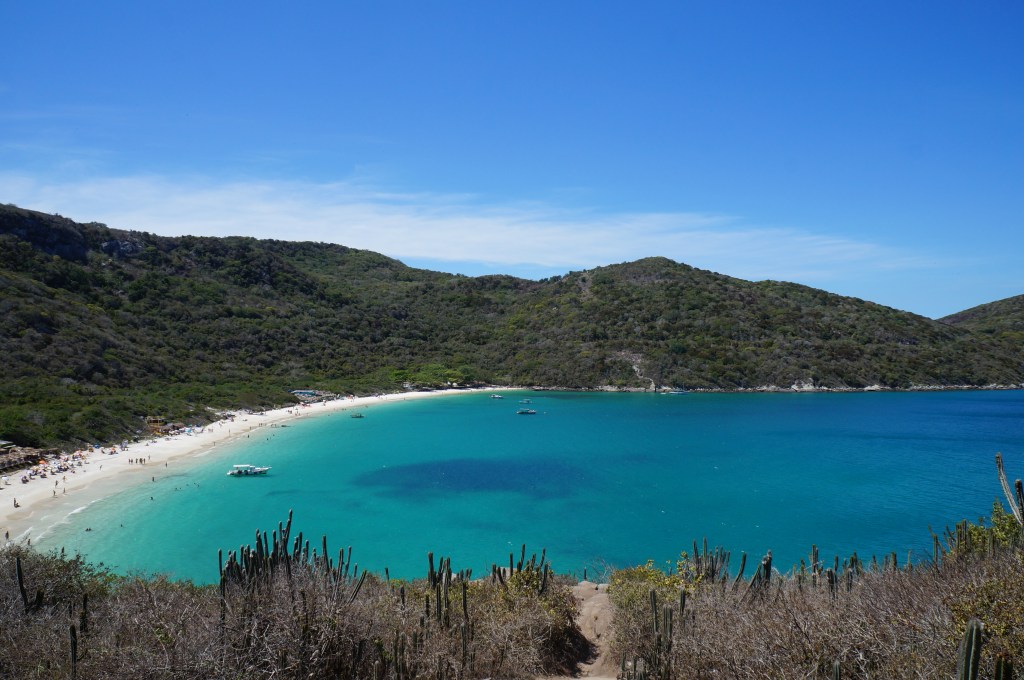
2 1 1021 318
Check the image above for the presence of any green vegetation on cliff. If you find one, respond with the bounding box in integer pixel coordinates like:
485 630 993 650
2 204 1022 447
941 294 1024 347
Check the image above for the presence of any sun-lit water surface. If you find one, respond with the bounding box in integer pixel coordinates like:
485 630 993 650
40 390 1024 584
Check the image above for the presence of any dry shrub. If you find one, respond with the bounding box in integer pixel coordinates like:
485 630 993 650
945 550 1024 663
467 567 584 675
609 547 1024 678
0 537 581 679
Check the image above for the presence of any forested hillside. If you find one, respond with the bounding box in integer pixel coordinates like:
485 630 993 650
2 204 1022 447
941 294 1024 346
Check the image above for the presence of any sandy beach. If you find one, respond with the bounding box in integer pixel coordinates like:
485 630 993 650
0 387 507 546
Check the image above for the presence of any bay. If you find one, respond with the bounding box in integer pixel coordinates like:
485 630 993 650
40 390 1024 583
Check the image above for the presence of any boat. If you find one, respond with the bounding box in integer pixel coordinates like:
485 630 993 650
350 412 365 418
490 394 504 399
519 398 532 404
227 464 271 476
516 408 537 415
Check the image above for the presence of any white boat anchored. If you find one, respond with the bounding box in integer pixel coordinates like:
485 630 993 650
227 464 271 477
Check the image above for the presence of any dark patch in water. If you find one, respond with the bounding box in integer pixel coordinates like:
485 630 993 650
354 457 583 500
616 450 661 465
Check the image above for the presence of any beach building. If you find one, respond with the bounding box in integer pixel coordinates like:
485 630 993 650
290 389 335 403
0 445 50 474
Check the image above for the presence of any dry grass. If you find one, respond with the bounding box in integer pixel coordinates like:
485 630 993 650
609 547 1024 679
3 525 1022 678
0 538 580 679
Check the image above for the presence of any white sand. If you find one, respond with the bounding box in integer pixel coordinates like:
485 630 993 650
0 388 511 544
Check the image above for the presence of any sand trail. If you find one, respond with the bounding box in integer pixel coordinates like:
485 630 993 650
540 581 617 680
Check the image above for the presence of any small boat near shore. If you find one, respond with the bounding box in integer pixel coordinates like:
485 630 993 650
490 394 504 399
350 412 365 418
227 464 271 477
516 408 537 415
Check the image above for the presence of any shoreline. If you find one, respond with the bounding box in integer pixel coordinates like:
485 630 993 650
1 383 1017 549
592 382 1024 393
0 387 511 545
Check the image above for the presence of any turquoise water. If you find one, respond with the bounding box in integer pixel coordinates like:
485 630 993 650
41 390 1024 584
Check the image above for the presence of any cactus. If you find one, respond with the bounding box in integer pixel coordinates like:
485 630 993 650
631 590 673 680
348 571 367 604
957 618 984 680
70 623 85 680
952 520 972 555
16 554 28 612
743 551 773 601
79 593 89 635
850 552 863 576
15 555 43 613
994 653 1014 680
650 589 659 633
461 621 468 667
688 537 731 583
731 552 747 591
843 553 858 590
218 572 227 644
931 530 943 569
996 453 1024 526
461 580 468 620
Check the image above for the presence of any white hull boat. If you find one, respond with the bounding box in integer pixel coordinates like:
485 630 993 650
227 464 271 476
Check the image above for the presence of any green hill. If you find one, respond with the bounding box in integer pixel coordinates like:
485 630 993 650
2 203 1022 447
940 294 1024 348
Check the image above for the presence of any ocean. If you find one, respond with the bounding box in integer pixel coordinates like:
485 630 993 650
39 390 1024 584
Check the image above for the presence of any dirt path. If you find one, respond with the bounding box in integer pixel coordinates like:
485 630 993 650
541 581 617 679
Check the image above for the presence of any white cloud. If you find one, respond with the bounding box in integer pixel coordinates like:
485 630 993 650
1 173 934 286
